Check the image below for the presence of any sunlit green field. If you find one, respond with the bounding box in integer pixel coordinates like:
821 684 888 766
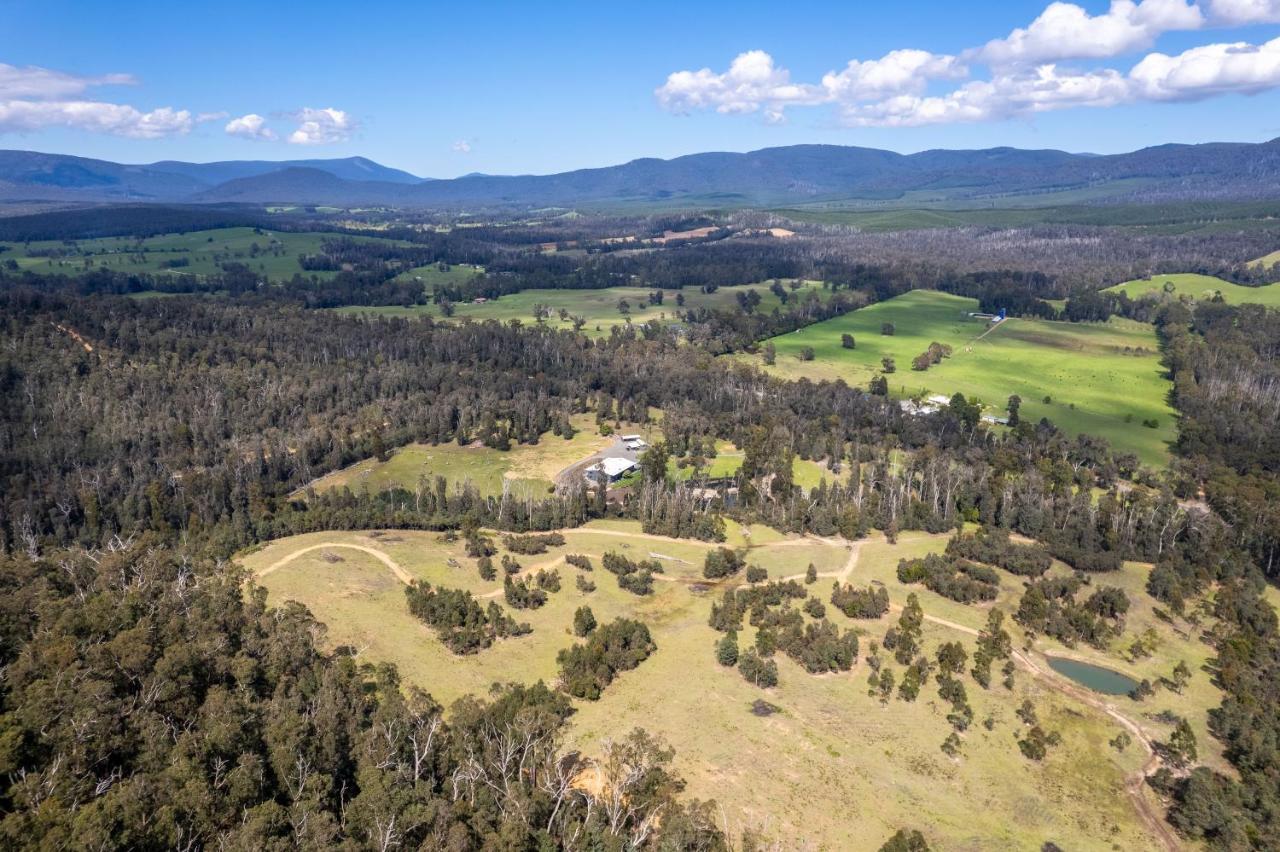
750 290 1175 468
1105 272 1280 307
238 520 1211 850
668 438 836 490
0 226 409 282
296 414 614 498
388 262 484 288
853 533 1229 774
1250 250 1280 270
337 281 831 337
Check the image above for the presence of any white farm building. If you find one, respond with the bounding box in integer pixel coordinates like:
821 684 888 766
585 457 638 485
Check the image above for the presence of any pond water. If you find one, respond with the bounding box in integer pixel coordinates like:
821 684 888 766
1045 655 1140 696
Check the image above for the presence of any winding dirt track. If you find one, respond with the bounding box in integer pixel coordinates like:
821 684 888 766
258 542 415 585
250 527 1178 850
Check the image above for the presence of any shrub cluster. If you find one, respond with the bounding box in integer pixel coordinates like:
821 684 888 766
465 529 496 558
896 554 1000 604
1046 538 1123 572
830 582 890 618
602 550 664 596
405 580 530 654
1015 575 1129 648
779 619 859 674
703 546 746 579
709 581 808 631
504 575 549 610
502 532 566 554
945 528 1051 577
557 618 656 700
738 648 779 688
910 341 952 372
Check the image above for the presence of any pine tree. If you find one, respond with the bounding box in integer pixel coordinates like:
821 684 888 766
716 631 740 667
573 605 597 637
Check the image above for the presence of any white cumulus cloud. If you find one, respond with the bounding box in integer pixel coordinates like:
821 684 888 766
0 61 204 138
822 50 967 101
1206 0 1280 24
656 48 964 124
287 107 357 145
1130 35 1280 99
655 50 824 119
225 113 277 141
657 1 1280 129
0 63 134 99
975 0 1203 66
0 100 194 138
840 66 1132 127
452 139 472 153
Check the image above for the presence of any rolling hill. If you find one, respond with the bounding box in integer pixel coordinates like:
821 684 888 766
2 138 1280 208
0 151 428 203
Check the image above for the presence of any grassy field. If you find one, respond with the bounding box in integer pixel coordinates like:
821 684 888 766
853 533 1229 774
337 281 831 337
773 199 1280 235
388 262 484 288
237 520 1215 850
0 226 409 282
1251 250 1280 269
750 290 1176 468
1106 272 1280 307
668 438 835 490
297 414 613 498
302 418 841 501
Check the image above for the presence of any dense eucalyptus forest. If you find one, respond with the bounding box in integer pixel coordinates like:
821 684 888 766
2 204 1280 849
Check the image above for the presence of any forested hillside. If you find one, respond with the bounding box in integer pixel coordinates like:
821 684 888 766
5 139 1280 206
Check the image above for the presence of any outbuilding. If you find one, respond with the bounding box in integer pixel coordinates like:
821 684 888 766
585 456 638 485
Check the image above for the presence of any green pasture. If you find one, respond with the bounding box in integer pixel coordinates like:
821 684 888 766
751 290 1175 467
1106 272 1280 307
389 262 484 288
668 438 835 491
296 414 611 499
0 226 409 282
337 281 831 337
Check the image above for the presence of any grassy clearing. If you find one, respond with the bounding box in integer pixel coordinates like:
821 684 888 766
667 438 834 490
855 533 1229 772
1106 272 1280 307
0 227 410 282
1250 250 1280 269
336 281 830 337
774 199 1280 235
749 290 1175 468
388 262 484 288
297 414 611 498
239 521 1219 849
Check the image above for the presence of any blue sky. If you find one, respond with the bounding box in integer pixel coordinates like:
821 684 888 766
3 0 1280 177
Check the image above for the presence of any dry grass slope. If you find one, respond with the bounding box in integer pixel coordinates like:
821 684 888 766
239 520 1221 850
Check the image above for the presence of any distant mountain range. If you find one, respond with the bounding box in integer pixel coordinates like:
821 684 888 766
3 139 1279 209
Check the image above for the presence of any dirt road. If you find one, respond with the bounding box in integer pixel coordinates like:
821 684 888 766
258 541 415 585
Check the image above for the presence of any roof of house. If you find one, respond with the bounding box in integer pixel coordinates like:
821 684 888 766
588 457 637 477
